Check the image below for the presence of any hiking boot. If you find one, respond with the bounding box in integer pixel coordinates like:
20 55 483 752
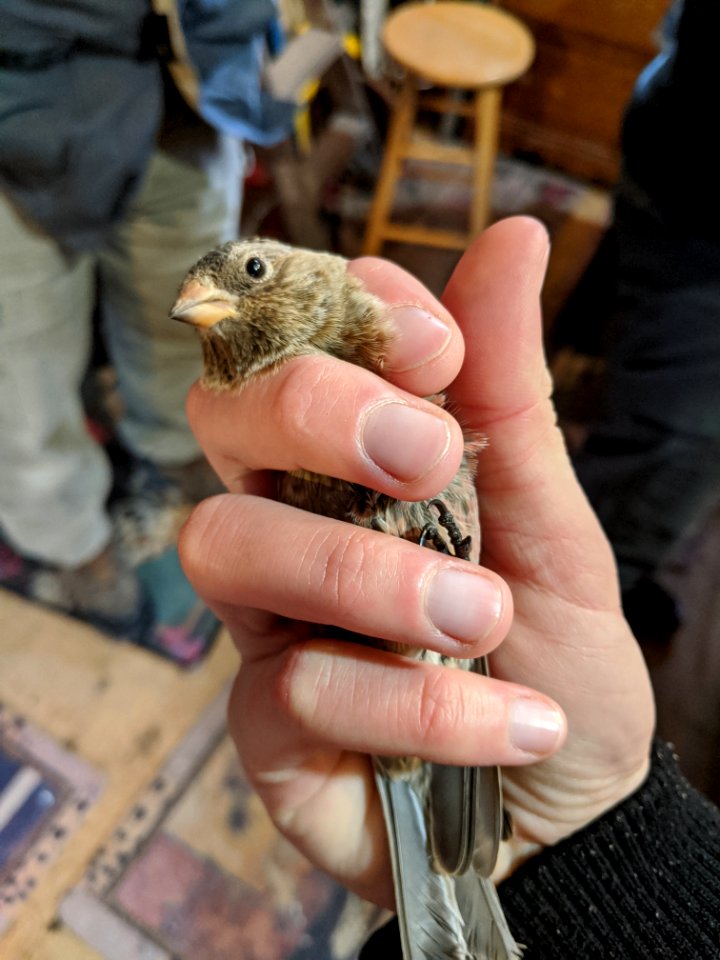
58 543 153 644
157 457 224 502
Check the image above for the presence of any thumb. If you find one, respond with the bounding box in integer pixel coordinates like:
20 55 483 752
443 217 619 609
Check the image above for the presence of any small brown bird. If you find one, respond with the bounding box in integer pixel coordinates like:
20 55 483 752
171 238 520 960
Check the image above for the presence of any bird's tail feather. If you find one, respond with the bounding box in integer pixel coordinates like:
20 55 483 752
374 760 523 960
375 761 470 959
455 872 523 960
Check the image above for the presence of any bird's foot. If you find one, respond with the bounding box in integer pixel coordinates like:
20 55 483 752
418 500 472 559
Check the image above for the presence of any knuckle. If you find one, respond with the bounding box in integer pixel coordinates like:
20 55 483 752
228 667 279 790
178 494 231 580
271 356 335 444
415 668 467 748
178 494 255 594
271 644 303 718
272 642 324 731
312 528 371 613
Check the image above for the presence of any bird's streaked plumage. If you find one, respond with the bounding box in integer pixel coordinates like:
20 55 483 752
172 238 521 959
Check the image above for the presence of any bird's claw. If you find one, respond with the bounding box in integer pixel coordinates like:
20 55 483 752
422 499 473 561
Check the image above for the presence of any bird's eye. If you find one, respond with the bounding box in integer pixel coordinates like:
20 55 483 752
245 256 266 279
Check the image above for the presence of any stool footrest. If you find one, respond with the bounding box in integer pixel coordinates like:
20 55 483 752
403 140 474 166
377 223 473 251
419 94 475 117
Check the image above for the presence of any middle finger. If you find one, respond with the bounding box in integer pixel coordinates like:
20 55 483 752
180 494 512 660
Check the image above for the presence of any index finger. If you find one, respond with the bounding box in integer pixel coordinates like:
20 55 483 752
348 257 465 396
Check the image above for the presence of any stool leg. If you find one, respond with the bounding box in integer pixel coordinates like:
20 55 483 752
471 87 502 238
362 76 418 256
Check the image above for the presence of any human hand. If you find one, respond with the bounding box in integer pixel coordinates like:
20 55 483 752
179 217 655 906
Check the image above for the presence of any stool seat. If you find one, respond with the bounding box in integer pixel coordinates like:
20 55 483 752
362 2 535 256
384 2 535 90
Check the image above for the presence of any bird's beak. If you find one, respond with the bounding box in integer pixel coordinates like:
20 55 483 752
170 280 237 329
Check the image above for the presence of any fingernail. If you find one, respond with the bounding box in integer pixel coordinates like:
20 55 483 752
509 699 564 755
425 568 502 643
385 305 451 372
362 402 450 481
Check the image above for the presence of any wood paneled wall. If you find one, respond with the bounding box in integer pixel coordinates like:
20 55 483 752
499 0 671 183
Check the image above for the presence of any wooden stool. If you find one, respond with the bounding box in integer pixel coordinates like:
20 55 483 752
362 2 534 255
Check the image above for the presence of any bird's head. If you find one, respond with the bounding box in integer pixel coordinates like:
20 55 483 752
171 238 389 390
171 239 289 329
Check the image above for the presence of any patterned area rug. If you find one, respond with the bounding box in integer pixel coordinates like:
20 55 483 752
59 689 385 959
0 706 104 936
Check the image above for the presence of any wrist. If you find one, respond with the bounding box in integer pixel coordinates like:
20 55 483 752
497 751 652 881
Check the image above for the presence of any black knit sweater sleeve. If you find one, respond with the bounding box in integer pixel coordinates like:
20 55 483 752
360 741 720 959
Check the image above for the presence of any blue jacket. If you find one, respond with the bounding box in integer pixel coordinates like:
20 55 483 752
0 0 295 249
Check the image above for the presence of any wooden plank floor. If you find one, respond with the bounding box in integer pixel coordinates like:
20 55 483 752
0 592 238 957
0 591 383 959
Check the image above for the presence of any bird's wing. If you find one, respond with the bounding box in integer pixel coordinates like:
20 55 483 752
372 469 505 880
428 731 504 877
430 656 505 878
